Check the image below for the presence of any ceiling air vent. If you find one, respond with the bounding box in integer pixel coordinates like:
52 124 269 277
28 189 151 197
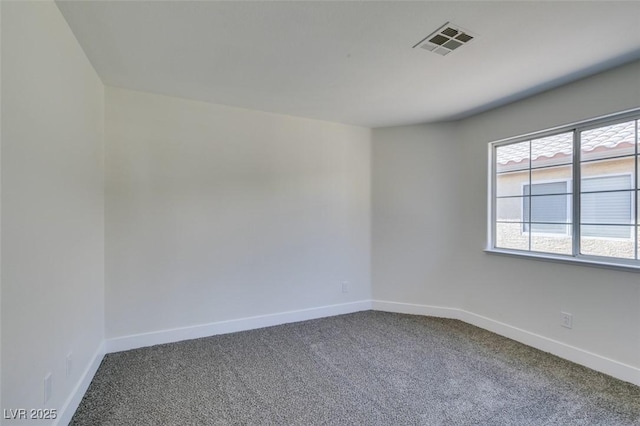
413 22 476 56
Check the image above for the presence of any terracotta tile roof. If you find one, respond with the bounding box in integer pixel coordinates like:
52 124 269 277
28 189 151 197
497 120 637 168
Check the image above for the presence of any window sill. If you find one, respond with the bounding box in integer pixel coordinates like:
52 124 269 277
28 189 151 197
484 248 640 273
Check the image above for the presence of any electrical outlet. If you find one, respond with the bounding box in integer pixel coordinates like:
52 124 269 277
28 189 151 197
44 373 52 404
341 281 349 293
66 352 73 378
561 312 573 329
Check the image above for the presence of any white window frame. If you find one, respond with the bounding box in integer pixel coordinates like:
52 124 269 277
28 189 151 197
487 108 640 271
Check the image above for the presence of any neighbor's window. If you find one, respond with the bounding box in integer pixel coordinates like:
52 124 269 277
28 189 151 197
490 111 639 267
522 181 570 235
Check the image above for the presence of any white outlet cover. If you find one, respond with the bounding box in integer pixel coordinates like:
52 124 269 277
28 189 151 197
561 312 573 329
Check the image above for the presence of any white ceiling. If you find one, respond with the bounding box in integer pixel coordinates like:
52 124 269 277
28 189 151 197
56 1 640 128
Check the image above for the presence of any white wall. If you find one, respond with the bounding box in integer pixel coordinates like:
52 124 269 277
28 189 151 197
372 60 640 374
105 87 371 339
1 1 105 423
372 122 462 308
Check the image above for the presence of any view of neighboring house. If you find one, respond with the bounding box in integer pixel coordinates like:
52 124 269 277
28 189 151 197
495 119 638 259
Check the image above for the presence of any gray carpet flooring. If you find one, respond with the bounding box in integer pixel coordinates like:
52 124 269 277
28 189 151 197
71 311 640 425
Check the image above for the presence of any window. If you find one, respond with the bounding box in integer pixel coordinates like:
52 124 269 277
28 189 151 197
490 110 640 267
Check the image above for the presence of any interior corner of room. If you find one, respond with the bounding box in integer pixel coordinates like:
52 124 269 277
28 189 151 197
1 1 640 425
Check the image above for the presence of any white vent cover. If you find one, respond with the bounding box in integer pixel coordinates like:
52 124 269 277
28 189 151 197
413 22 476 56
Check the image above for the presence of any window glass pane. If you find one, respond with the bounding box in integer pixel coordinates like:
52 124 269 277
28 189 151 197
496 197 524 222
525 194 570 224
531 166 571 192
496 141 529 173
496 222 529 251
524 180 569 196
581 226 635 259
527 222 568 234
581 191 632 225
496 170 528 197
531 226 572 255
581 120 636 161
531 132 573 168
583 172 633 192
582 223 632 239
581 158 634 190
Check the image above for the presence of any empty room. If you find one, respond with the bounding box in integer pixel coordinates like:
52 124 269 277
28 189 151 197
2 1 640 425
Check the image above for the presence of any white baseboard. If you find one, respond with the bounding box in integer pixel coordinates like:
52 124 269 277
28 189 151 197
372 300 460 319
106 300 373 354
372 300 640 387
54 342 105 426
460 309 640 387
